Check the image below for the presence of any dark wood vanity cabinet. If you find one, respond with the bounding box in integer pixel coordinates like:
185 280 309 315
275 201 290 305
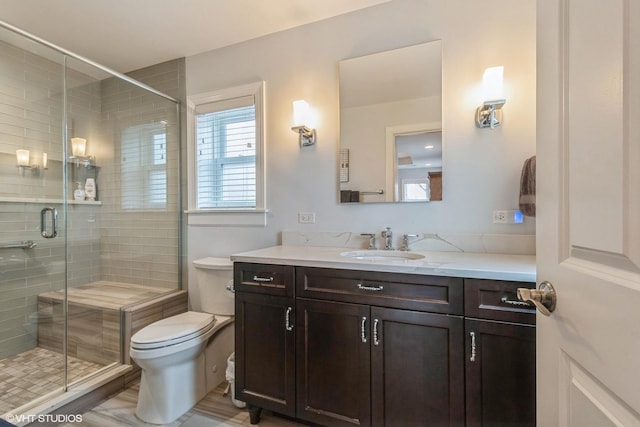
234 263 536 427
234 263 296 421
296 267 465 427
464 279 537 427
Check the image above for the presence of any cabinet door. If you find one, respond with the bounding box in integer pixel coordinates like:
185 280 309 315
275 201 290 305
235 292 295 417
371 307 464 427
465 319 536 427
296 298 371 427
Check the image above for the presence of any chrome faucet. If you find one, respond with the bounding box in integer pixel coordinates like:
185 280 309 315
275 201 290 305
381 227 394 250
401 234 419 251
360 233 377 250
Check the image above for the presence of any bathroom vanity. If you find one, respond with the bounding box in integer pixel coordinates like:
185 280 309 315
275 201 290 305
231 246 536 427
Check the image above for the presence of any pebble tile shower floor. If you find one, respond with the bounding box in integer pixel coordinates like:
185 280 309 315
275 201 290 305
0 347 104 414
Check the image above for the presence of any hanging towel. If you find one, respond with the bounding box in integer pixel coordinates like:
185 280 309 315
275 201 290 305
519 155 536 217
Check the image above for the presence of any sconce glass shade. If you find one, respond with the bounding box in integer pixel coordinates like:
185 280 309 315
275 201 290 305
482 66 504 100
291 100 316 147
293 100 311 127
16 149 30 166
42 153 48 169
71 137 87 157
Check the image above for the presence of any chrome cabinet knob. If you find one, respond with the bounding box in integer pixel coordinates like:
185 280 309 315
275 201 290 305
517 281 557 316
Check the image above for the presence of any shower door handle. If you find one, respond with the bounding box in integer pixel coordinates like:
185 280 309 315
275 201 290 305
41 207 58 239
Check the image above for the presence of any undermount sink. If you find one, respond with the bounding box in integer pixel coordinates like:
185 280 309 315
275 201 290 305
340 250 425 261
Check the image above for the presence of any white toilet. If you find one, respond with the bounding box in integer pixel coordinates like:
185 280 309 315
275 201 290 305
129 257 235 424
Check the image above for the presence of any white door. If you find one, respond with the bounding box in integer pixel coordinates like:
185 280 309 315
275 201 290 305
536 0 640 425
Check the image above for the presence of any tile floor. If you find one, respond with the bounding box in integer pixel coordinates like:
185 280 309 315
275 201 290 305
0 347 104 414
60 381 310 427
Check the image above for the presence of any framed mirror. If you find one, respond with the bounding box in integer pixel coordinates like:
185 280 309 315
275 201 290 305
338 40 442 203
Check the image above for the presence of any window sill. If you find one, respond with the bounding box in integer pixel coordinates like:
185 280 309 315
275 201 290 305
185 209 268 227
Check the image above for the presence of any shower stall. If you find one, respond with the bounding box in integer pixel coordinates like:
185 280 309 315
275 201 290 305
0 22 182 418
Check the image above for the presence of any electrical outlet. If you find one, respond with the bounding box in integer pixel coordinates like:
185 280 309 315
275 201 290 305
493 210 524 224
493 210 508 223
298 212 316 224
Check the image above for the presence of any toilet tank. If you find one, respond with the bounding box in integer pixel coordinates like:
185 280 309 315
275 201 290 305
192 257 234 315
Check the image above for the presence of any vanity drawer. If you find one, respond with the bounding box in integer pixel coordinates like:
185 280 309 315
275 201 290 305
234 263 294 297
296 267 463 315
464 278 536 324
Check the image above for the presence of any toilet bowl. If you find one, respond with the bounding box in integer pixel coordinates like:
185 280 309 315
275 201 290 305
129 257 235 424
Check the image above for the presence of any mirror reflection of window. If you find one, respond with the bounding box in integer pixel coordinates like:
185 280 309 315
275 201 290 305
121 122 167 210
394 131 442 202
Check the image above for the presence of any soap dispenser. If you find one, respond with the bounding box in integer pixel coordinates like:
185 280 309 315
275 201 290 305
73 182 85 201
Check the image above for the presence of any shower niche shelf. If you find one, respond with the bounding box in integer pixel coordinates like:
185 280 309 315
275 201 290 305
0 196 102 205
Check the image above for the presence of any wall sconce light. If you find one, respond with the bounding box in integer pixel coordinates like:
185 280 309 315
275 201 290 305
71 137 86 157
16 149 45 176
69 137 95 167
291 100 317 147
476 66 506 129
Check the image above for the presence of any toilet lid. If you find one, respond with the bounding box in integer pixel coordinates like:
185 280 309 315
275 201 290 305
193 257 232 270
131 311 216 350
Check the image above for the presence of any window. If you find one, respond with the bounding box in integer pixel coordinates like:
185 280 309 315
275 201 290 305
196 102 256 208
401 177 430 202
187 82 266 225
121 122 167 210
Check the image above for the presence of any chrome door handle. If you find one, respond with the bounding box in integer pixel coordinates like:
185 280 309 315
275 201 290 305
252 275 274 283
373 318 380 346
517 281 557 316
285 307 294 331
361 316 367 343
469 331 477 362
40 207 58 239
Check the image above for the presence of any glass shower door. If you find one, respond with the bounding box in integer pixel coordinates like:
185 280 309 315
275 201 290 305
0 26 70 414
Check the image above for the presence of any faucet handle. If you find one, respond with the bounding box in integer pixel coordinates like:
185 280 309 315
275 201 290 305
360 233 377 250
401 234 420 251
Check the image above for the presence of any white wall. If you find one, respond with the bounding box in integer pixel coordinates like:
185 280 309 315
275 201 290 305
185 0 536 264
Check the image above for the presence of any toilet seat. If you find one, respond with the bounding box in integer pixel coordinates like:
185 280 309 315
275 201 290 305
131 311 216 350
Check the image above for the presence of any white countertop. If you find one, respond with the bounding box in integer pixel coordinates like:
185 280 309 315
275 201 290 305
231 245 536 283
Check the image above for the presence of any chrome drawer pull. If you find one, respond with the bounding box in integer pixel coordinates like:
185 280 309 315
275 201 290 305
469 331 476 362
373 318 380 346
357 283 384 292
361 317 367 343
285 307 294 331
501 296 533 307
253 275 274 283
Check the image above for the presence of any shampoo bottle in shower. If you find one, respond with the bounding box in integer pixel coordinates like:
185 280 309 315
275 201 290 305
84 178 96 201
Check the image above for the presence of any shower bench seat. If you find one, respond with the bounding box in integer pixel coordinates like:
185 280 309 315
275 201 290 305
37 281 187 367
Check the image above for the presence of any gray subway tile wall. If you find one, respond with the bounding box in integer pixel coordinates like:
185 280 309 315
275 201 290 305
0 32 184 358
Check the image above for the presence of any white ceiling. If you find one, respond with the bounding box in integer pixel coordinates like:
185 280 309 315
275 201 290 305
0 0 391 73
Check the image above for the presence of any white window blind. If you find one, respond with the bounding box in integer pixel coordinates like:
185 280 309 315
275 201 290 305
121 122 167 209
195 95 257 209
